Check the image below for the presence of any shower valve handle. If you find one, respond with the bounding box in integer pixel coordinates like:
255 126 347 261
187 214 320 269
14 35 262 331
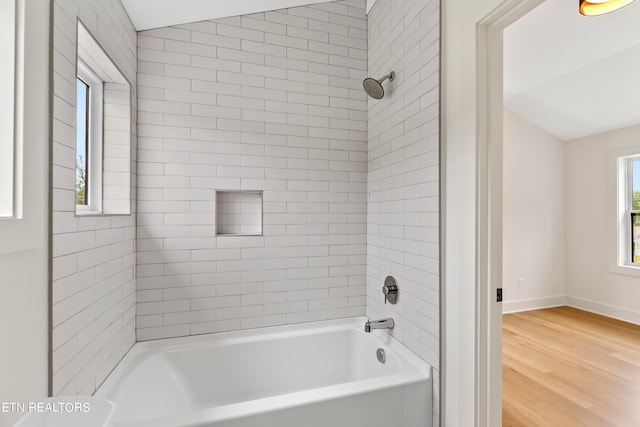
382 276 398 304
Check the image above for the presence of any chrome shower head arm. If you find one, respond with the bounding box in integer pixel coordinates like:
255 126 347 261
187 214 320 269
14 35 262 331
378 71 395 84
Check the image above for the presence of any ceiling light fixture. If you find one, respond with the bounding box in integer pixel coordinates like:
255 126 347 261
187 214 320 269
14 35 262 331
579 0 637 16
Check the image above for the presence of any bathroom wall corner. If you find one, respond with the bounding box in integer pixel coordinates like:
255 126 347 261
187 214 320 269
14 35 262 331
366 0 440 424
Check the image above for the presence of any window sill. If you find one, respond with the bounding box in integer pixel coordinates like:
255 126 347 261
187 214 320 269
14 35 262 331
216 233 264 237
75 210 102 217
75 210 132 217
609 263 640 278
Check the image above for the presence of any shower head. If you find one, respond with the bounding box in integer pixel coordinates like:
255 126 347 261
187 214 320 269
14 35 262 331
363 71 395 99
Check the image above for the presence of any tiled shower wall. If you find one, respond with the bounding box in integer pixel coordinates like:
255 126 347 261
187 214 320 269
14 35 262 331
135 0 368 340
366 0 440 423
51 0 137 395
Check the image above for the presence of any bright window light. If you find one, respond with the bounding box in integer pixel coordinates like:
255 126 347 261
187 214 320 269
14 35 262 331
627 157 640 265
0 0 16 217
76 60 103 214
76 78 89 206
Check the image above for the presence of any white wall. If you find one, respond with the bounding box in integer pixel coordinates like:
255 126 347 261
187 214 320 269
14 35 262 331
135 0 369 341
0 0 50 425
366 0 439 424
502 108 566 313
565 125 640 323
51 0 137 395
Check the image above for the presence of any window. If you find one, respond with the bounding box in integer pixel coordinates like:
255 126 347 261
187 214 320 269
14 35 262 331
0 0 16 217
75 20 132 215
612 151 640 273
626 157 640 265
76 60 103 213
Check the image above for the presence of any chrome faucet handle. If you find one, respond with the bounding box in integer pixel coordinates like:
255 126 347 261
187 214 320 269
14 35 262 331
382 276 398 304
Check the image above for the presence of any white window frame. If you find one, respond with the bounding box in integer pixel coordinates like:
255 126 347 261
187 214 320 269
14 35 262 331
623 156 640 266
609 149 640 277
76 59 103 214
0 0 16 218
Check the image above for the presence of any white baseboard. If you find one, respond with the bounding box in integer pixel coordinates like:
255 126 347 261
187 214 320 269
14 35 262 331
566 296 640 326
502 295 567 314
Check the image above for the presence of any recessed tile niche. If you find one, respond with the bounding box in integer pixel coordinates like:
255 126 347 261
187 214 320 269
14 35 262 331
215 190 263 236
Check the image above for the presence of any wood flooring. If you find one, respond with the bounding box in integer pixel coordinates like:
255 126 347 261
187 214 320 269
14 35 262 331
503 306 640 427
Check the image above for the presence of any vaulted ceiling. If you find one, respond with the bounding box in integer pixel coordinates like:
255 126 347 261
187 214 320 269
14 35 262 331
504 0 640 141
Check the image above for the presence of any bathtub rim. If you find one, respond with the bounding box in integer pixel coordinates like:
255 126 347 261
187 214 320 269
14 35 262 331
97 316 432 380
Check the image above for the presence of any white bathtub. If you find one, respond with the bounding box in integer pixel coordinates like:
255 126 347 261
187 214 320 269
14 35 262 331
95 317 432 427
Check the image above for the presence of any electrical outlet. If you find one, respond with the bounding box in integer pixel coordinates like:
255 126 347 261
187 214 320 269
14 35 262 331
518 278 525 288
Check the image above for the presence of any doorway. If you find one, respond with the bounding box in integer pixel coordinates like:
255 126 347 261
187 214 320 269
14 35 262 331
478 0 640 424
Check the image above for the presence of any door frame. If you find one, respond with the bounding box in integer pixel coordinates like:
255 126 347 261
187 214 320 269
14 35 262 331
476 0 544 425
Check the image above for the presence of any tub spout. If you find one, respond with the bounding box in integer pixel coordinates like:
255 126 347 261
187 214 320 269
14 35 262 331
364 318 394 333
